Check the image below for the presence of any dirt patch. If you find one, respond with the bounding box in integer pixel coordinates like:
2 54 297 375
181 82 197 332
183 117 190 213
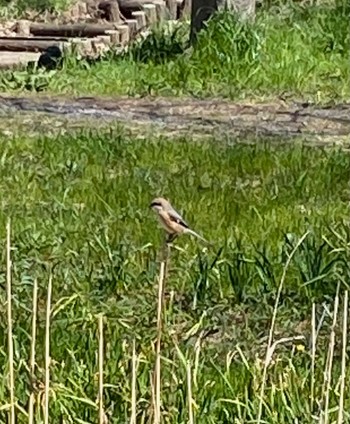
0 94 349 145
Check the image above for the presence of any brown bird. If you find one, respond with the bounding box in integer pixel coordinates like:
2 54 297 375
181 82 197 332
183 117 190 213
150 197 210 244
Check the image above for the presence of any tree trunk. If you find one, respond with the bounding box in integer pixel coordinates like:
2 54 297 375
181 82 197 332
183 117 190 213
190 0 256 44
190 0 217 44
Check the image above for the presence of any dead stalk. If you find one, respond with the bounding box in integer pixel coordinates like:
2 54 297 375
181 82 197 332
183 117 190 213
322 284 340 424
44 275 52 424
98 314 105 424
28 278 38 424
186 361 194 424
130 339 138 424
154 242 170 424
257 231 309 424
6 220 15 424
337 290 348 424
310 302 316 413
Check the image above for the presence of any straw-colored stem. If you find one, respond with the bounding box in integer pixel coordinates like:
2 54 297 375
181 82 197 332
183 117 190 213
337 290 348 424
257 231 309 424
323 284 340 424
44 275 52 424
98 314 105 424
154 242 169 424
6 220 15 424
186 361 194 424
28 278 38 424
310 302 316 413
130 339 138 424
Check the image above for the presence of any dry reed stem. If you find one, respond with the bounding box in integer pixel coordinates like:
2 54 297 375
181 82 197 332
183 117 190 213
322 284 340 424
186 361 194 424
44 275 52 424
153 241 170 424
310 302 316 413
264 335 305 367
98 314 106 424
6 220 15 424
28 278 38 424
130 339 138 424
256 231 309 424
337 290 348 424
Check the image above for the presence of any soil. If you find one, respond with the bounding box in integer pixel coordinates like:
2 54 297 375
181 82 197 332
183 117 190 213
0 94 349 146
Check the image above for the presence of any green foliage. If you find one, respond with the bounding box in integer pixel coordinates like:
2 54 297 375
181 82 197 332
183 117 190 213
0 128 348 421
1 3 348 101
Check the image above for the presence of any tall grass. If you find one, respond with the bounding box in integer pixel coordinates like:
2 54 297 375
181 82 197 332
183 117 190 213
0 128 349 422
1 3 348 101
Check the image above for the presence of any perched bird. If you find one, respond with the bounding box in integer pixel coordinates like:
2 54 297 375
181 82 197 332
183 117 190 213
150 197 210 244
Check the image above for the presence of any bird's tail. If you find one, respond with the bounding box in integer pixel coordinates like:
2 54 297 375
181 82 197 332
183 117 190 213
184 228 213 246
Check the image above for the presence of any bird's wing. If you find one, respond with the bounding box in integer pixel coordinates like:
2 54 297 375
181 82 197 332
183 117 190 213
167 208 189 228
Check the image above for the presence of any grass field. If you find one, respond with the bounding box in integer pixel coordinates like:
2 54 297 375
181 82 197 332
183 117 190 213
0 3 349 102
0 0 349 422
0 128 349 422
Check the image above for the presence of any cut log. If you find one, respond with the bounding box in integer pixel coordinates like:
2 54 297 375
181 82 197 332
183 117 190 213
0 38 65 52
131 11 147 30
105 30 120 44
0 36 70 41
15 20 31 36
30 23 116 38
117 0 156 12
125 19 138 37
116 24 130 44
67 39 93 56
143 4 157 24
98 0 122 22
0 51 40 69
152 0 167 21
165 0 177 18
182 0 191 17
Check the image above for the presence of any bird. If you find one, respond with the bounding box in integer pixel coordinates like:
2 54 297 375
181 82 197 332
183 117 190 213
150 197 210 245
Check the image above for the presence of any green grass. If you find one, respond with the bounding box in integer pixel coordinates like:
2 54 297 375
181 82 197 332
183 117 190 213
0 0 71 17
1 3 349 102
0 127 349 422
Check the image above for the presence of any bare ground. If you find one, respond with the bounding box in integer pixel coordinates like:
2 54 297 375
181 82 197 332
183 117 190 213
0 94 349 146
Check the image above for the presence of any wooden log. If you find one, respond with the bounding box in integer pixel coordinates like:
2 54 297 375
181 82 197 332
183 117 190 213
15 20 31 36
180 0 190 17
165 0 177 18
0 51 40 70
98 0 122 22
143 4 157 24
70 3 81 19
116 24 130 44
92 39 109 55
96 35 112 45
69 39 93 56
0 38 65 52
125 19 138 37
78 2 88 15
0 36 70 41
117 0 156 11
29 23 116 38
152 0 167 21
131 11 147 30
105 30 120 44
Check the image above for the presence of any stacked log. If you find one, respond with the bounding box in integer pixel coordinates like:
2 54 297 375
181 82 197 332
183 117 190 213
0 0 183 69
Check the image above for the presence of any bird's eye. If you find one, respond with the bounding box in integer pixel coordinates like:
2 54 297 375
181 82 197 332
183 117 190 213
150 202 161 207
